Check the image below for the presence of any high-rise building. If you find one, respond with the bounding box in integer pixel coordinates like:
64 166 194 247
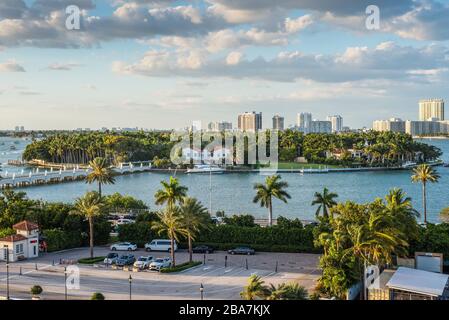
296 112 312 133
372 118 406 133
327 115 343 132
310 120 332 133
208 121 232 132
272 115 284 130
238 112 262 131
419 99 444 121
406 120 441 136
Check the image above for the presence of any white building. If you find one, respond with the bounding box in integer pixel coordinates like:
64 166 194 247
310 120 332 133
208 121 232 132
0 221 39 262
419 99 444 121
405 120 442 136
373 118 406 133
327 115 343 132
297 113 312 133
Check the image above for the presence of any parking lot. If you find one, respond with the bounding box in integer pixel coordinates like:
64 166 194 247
0 247 321 300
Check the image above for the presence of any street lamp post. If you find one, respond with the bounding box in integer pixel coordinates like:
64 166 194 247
64 266 68 300
129 275 133 300
200 283 204 301
6 251 10 300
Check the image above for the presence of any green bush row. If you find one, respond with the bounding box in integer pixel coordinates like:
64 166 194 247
117 222 317 253
160 261 202 273
78 257 106 264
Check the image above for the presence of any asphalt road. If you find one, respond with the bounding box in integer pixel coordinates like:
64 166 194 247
0 247 320 300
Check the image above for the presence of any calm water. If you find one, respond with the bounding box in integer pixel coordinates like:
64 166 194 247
1 137 448 223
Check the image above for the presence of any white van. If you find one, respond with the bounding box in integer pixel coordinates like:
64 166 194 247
145 239 177 252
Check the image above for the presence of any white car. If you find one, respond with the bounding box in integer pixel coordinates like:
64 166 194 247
116 218 135 226
133 256 154 269
149 257 172 271
110 242 137 251
145 239 177 252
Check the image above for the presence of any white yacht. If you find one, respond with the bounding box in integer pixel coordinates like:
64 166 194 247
401 161 417 169
186 164 225 174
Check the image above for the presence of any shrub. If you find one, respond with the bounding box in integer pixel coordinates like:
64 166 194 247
78 257 106 264
43 229 83 252
160 261 202 273
118 223 154 247
91 292 105 300
30 285 43 295
223 215 256 227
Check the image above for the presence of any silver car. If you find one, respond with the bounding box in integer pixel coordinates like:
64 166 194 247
133 256 154 269
149 257 172 271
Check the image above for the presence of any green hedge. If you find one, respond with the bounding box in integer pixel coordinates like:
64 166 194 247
117 223 155 247
43 229 83 252
410 223 449 262
117 222 318 253
161 261 202 273
195 225 317 253
78 257 106 264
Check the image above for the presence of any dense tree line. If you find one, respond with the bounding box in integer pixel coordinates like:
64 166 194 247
22 130 441 167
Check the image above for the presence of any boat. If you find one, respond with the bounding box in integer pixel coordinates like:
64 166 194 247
443 163 449 168
186 164 225 174
9 145 17 151
401 161 417 169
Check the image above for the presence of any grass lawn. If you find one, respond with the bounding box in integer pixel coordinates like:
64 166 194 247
276 162 342 169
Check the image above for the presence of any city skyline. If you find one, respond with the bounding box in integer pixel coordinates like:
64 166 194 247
1 1 449 130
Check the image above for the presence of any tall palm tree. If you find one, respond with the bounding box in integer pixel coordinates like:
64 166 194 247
411 164 440 224
71 192 104 258
266 283 308 300
253 175 291 226
312 188 338 219
240 275 269 300
154 176 188 210
179 197 210 262
86 157 115 197
151 207 188 267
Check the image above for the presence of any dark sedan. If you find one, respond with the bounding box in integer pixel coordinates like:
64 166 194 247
228 247 255 255
115 254 136 267
192 245 214 254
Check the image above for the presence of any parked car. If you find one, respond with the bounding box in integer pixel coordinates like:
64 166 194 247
228 247 255 255
103 252 119 265
133 256 154 269
110 242 137 251
149 257 172 271
116 218 135 226
192 245 214 254
145 239 177 252
115 254 136 267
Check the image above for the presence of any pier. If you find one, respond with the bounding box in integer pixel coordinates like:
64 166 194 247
0 161 152 189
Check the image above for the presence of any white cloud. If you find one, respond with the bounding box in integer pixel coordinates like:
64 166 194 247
0 60 26 72
226 51 243 65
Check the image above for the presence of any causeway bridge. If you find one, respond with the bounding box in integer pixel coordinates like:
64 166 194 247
0 161 152 189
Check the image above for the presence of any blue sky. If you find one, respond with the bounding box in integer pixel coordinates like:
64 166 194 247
1 0 449 130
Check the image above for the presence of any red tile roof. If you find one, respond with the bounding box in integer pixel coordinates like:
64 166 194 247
13 220 39 231
0 234 28 242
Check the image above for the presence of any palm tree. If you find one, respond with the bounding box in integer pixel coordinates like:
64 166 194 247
411 164 440 224
240 275 269 300
253 175 291 226
71 192 104 258
154 176 188 210
266 283 308 300
152 207 188 267
179 197 210 262
312 188 338 219
86 157 115 197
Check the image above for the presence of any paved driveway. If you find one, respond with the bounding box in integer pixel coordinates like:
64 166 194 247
0 247 321 300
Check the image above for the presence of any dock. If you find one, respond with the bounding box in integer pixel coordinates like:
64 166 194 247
0 161 153 189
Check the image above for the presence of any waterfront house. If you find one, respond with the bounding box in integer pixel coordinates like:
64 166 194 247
0 220 40 262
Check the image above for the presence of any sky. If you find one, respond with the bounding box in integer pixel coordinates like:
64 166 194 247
0 0 449 130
